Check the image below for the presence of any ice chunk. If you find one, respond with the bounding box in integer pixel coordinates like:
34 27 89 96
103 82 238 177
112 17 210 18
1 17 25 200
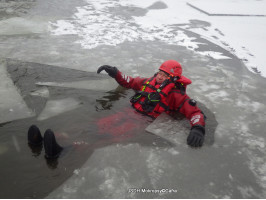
37 98 81 121
30 87 50 98
0 60 35 124
145 113 190 145
36 79 118 91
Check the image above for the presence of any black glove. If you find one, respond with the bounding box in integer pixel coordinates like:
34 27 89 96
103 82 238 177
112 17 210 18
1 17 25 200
97 65 118 78
187 126 205 147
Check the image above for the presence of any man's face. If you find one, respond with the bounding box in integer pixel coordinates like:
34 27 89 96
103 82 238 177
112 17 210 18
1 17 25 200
156 71 169 84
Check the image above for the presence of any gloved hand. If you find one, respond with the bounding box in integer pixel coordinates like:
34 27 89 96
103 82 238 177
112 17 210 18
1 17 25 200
187 126 205 147
97 65 118 78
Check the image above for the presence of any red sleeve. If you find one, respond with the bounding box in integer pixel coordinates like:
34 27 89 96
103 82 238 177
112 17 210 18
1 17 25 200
115 71 147 91
167 92 205 127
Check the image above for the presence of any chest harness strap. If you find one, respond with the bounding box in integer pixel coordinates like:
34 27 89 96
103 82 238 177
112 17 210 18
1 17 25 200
130 77 171 114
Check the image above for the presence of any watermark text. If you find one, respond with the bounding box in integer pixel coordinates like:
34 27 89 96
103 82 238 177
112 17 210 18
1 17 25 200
128 188 178 194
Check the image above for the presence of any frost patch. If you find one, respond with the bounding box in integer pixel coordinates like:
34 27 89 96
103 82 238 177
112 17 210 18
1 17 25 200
237 186 258 199
205 90 231 102
146 150 166 187
98 167 133 198
236 96 265 113
197 83 221 92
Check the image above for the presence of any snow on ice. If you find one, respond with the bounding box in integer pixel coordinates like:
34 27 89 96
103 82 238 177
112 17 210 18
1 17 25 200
50 0 266 77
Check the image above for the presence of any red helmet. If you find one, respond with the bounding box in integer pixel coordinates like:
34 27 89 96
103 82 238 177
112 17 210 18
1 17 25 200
159 60 182 77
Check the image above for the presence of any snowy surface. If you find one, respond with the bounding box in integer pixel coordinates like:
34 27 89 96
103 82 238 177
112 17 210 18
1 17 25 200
50 0 266 77
189 0 266 15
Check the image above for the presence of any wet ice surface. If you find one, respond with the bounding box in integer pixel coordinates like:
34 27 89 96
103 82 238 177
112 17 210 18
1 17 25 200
36 79 118 91
37 98 82 121
0 60 34 124
1 0 266 199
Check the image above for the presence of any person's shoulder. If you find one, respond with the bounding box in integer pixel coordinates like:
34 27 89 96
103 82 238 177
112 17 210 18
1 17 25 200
137 76 153 84
178 76 192 85
130 76 150 86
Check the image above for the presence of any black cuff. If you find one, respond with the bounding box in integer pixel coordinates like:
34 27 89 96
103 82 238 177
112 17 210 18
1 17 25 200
191 125 205 135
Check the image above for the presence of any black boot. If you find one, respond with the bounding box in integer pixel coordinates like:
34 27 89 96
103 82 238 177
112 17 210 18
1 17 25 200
28 125 43 146
43 129 63 159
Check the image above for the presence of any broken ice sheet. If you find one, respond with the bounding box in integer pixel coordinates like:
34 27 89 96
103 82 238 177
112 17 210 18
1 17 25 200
37 98 81 121
145 113 190 145
0 60 35 124
36 79 118 91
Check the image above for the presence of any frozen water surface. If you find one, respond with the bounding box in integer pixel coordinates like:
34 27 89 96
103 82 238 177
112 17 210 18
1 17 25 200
188 0 266 16
36 79 118 91
37 98 82 121
0 60 34 124
0 0 266 198
30 87 50 98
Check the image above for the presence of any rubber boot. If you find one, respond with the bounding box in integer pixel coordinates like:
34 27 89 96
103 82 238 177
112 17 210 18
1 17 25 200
28 125 43 146
43 129 63 159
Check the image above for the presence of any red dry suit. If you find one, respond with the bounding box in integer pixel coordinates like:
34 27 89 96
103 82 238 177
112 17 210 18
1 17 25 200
115 71 205 128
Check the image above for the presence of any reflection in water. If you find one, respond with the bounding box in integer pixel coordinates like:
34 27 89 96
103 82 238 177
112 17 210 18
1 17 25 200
28 143 59 169
28 144 43 157
46 158 59 169
95 86 127 111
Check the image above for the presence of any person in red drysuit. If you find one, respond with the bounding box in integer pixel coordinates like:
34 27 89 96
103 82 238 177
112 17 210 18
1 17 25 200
97 60 206 147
